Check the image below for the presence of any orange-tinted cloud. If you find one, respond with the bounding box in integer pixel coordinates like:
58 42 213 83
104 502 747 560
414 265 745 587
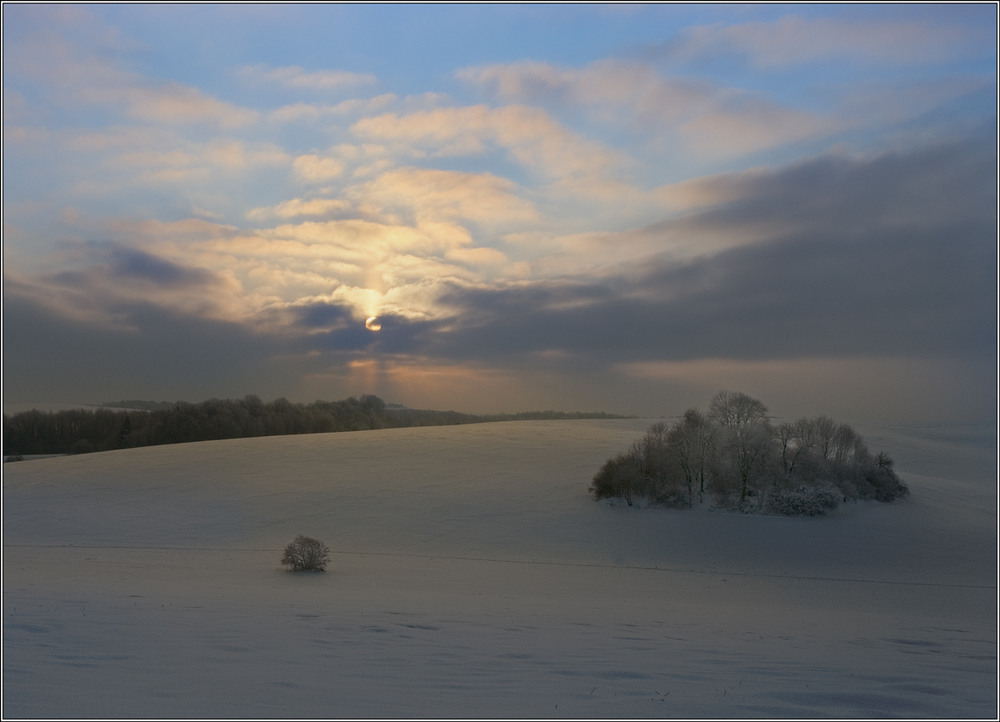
352 104 625 181
353 167 540 227
293 154 346 182
241 63 377 90
268 95 397 123
247 198 352 221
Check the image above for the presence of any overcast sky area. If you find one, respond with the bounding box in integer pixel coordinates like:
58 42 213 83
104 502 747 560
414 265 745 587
3 3 996 423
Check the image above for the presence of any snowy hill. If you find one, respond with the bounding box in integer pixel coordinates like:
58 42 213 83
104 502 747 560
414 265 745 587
3 419 996 718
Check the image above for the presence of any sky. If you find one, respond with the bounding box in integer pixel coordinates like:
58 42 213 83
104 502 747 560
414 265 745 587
2 3 997 424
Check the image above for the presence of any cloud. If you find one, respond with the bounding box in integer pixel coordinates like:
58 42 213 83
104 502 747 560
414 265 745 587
108 148 200 170
106 217 240 242
246 198 352 221
4 242 246 331
205 141 290 170
261 219 455 261
352 167 540 227
410 134 997 373
2 5 136 92
291 300 355 331
268 95 397 123
418 221 994 406
3 5 993 421
193 134 996 346
457 59 716 123
351 104 625 183
505 137 998 277
444 246 508 270
117 213 505 327
59 137 290 196
66 125 180 153
458 59 839 159
5 126 993 420
660 15 993 69
675 95 838 159
88 83 258 129
831 75 996 132
2 285 285 405
653 136 997 232
293 154 346 182
4 6 257 131
105 245 221 288
241 63 377 90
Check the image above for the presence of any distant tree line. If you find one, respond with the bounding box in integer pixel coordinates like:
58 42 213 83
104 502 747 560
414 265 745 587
3 395 628 457
590 390 908 515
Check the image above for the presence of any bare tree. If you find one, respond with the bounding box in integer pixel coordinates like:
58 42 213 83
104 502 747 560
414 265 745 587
776 417 838 482
627 422 679 503
281 535 331 572
668 409 714 505
801 415 837 460
775 421 802 482
832 423 869 465
707 391 772 504
707 390 769 429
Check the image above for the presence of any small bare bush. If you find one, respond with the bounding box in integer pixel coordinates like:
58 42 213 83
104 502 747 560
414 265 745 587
281 535 330 572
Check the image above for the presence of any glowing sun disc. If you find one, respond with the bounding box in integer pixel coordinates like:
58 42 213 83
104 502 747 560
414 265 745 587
365 316 382 331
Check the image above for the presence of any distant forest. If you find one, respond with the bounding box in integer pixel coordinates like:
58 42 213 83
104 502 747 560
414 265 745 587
3 395 628 457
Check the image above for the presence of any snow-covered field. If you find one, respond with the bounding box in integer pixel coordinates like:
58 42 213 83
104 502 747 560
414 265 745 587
3 419 996 718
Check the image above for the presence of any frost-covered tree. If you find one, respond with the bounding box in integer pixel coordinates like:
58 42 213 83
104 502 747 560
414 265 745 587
668 409 715 505
707 390 769 427
707 391 772 505
281 535 331 572
590 422 689 507
590 391 908 515
775 421 805 481
590 451 643 506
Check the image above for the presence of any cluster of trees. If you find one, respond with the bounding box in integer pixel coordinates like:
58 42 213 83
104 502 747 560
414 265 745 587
590 391 908 515
3 395 626 456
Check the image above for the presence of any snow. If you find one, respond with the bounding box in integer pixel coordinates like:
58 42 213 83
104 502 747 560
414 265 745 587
2 402 109 415
3 418 996 718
